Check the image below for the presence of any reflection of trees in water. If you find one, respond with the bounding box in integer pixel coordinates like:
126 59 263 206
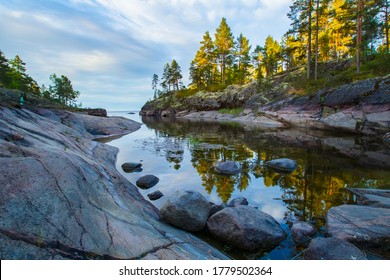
142 116 390 224
189 144 253 203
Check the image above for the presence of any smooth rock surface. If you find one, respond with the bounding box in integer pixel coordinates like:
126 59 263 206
304 237 367 260
136 175 159 189
160 191 210 232
291 222 316 244
0 107 227 260
215 161 240 175
207 206 286 250
265 158 298 173
347 188 390 209
326 205 390 247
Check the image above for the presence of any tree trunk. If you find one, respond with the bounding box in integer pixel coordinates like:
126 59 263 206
314 0 319 80
356 0 363 74
307 0 312 80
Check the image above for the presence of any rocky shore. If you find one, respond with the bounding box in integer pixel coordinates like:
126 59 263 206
0 105 227 260
141 76 390 136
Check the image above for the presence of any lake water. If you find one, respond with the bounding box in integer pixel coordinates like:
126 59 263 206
106 111 390 260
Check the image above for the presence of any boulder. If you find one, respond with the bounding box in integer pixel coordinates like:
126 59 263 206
304 237 367 260
321 112 357 131
209 204 225 217
121 162 142 173
147 190 164 201
326 205 390 247
207 206 286 250
160 191 210 232
227 197 249 207
85 108 107 117
347 188 390 209
215 161 240 175
136 175 159 189
265 158 298 173
291 222 316 245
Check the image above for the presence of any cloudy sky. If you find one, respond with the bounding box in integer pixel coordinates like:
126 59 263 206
0 0 292 110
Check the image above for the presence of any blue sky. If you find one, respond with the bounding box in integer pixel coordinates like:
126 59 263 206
0 0 291 110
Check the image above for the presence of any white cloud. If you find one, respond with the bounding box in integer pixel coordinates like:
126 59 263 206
0 0 292 110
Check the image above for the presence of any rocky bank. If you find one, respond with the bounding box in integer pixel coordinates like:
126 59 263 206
0 104 227 260
141 75 390 136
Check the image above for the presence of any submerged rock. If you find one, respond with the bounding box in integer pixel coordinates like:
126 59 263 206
121 162 142 173
207 206 286 250
304 237 367 260
136 175 159 189
147 190 164 201
291 222 316 245
265 158 298 173
227 197 249 207
215 161 240 175
326 204 390 247
160 191 210 232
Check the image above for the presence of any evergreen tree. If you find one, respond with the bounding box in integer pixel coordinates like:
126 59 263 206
190 31 217 88
8 55 27 90
170 59 183 91
263 36 282 77
50 74 80 106
152 73 159 99
0 50 11 87
234 33 251 84
214 18 234 85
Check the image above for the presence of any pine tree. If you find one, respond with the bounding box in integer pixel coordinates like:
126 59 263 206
234 33 251 84
263 36 282 77
214 18 234 85
0 50 11 87
152 74 159 99
170 60 182 91
8 55 27 90
50 74 80 106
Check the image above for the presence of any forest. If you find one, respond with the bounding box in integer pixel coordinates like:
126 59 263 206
153 0 390 97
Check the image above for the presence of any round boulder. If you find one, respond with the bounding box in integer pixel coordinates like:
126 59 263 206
207 206 286 250
228 197 249 207
304 237 367 260
160 191 210 232
265 158 298 173
121 162 142 173
147 190 164 201
291 221 316 245
136 175 159 189
215 161 240 175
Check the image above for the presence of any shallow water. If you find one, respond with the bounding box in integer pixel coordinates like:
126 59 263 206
106 111 390 260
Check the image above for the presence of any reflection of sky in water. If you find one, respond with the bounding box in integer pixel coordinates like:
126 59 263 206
108 112 288 223
106 112 390 259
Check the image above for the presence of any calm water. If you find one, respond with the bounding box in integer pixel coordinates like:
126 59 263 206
106 111 390 260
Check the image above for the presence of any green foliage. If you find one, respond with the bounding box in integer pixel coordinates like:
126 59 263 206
175 88 198 99
218 108 244 116
49 74 80 106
